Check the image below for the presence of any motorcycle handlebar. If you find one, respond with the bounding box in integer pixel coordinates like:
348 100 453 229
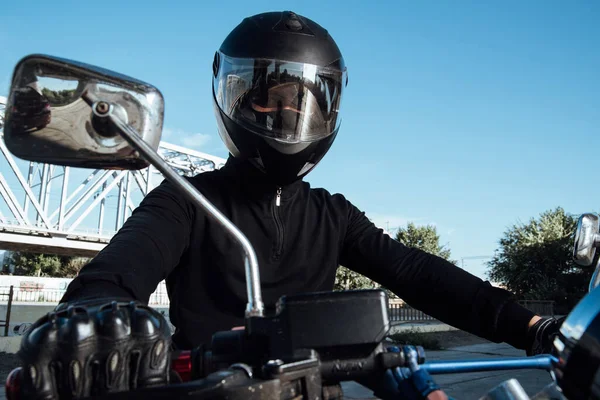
4 351 557 400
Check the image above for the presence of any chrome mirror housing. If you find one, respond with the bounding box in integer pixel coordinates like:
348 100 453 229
3 54 164 170
573 213 600 267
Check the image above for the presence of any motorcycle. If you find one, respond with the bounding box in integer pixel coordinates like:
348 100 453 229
2 54 599 400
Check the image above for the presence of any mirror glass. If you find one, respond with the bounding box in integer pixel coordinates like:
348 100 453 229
3 54 164 170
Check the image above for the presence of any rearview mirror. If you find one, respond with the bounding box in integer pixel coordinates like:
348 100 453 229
3 54 164 170
573 213 600 267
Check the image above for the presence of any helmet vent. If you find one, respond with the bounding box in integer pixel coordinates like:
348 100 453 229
285 12 303 31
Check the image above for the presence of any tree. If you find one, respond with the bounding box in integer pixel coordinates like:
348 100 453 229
41 88 78 106
6 252 62 277
2 251 90 278
395 223 455 264
59 257 90 278
334 266 380 291
487 207 592 312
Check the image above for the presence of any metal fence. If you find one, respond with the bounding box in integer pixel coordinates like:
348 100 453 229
149 287 169 306
0 286 170 306
1 288 433 321
388 301 436 322
0 288 435 322
0 285 13 336
0 286 556 322
8 287 65 303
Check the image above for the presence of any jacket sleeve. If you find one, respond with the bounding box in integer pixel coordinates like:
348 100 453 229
339 197 535 347
60 179 195 304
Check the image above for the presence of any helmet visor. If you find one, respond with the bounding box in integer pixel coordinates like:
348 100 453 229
213 52 347 144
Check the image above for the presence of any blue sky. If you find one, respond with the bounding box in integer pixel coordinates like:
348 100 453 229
0 0 598 279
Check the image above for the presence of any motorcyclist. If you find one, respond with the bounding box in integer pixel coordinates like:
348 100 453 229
16 10 563 399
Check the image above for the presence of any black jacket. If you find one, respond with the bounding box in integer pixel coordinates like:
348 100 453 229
61 157 534 349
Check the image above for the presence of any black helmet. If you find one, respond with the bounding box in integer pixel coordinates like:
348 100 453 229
212 11 348 186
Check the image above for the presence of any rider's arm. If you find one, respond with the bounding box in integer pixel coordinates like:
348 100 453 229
60 179 194 304
338 197 535 349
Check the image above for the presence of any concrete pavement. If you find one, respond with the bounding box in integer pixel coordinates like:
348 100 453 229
389 320 458 334
342 342 553 400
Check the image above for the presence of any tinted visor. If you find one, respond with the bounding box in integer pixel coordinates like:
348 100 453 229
213 52 347 143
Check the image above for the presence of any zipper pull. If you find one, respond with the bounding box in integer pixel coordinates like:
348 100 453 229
275 187 282 207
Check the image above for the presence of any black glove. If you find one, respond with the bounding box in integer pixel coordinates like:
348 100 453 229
526 316 566 356
17 298 172 399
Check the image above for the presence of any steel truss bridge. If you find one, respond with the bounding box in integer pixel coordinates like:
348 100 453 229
0 96 226 257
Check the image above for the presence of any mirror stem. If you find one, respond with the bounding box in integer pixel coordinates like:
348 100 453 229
98 105 265 318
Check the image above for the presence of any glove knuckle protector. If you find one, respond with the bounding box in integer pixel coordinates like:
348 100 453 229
18 299 172 399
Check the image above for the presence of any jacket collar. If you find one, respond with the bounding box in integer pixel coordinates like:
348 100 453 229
219 156 304 201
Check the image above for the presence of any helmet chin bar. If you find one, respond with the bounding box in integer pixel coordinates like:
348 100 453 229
216 104 339 186
265 137 312 155
246 156 316 186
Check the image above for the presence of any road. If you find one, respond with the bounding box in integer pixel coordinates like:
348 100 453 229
342 342 553 400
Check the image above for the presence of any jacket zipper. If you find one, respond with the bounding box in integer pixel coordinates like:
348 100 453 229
272 187 284 259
